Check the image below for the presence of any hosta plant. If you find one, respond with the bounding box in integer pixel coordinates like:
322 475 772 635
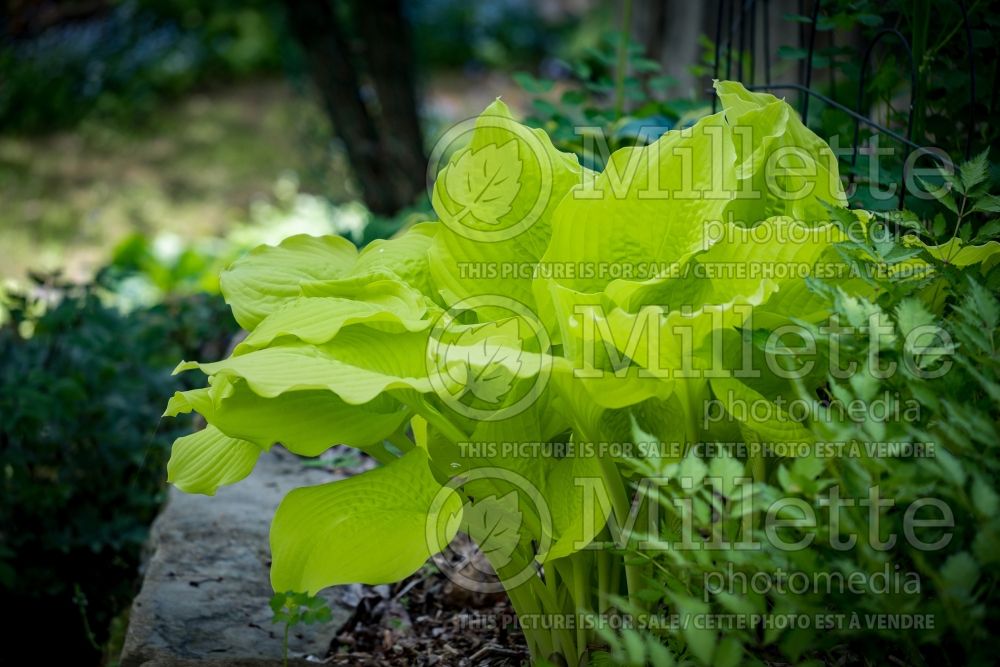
165 81 860 663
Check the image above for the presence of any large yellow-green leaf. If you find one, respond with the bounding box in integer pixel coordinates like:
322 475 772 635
270 449 462 592
176 324 548 423
709 376 815 444
300 222 441 303
221 223 440 331
535 82 846 327
221 234 359 330
905 236 1000 272
176 333 435 404
429 98 590 313
538 452 609 562
538 110 739 300
715 80 846 222
351 221 440 298
429 394 611 566
165 375 408 456
551 278 773 376
235 294 432 353
167 425 265 495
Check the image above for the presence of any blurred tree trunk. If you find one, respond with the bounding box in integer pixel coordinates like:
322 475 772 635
283 0 425 216
630 0 707 98
353 0 426 208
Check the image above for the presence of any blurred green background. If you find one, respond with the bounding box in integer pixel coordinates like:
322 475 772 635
0 0 566 290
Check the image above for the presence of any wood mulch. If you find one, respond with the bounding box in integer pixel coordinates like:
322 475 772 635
327 535 529 666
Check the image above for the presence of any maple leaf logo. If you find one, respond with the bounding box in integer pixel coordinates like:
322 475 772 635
446 491 523 570
445 139 523 226
442 319 524 405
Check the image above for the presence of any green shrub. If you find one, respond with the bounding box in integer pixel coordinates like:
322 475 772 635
0 274 236 664
592 159 1000 666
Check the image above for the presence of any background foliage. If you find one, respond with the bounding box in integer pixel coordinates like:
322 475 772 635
0 275 237 663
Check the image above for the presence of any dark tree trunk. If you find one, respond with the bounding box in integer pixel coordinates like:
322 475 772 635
283 0 399 215
353 0 427 210
283 0 425 216
629 0 707 98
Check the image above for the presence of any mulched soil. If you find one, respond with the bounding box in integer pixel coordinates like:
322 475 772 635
326 534 529 666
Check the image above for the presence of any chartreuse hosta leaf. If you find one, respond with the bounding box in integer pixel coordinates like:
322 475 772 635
537 83 844 305
167 425 264 495
688 216 846 328
179 326 547 411
710 376 815 445
235 294 431 353
714 80 846 221
448 444 609 568
220 234 359 330
536 109 737 307
444 140 523 225
165 374 407 455
299 221 441 306
483 400 611 563
416 386 611 568
164 81 872 664
904 236 1000 273
270 448 462 592
429 98 590 314
172 319 546 484
176 333 433 402
221 221 441 332
539 452 608 562
349 221 441 299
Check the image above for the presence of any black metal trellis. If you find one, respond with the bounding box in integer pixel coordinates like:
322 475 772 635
710 0 978 209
